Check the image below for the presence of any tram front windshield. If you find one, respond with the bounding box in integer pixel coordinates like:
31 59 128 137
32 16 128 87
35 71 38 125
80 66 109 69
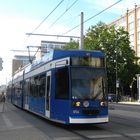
71 68 107 100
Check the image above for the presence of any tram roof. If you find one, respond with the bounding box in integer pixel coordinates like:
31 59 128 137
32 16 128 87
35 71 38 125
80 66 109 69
30 49 105 69
12 49 105 79
52 49 105 59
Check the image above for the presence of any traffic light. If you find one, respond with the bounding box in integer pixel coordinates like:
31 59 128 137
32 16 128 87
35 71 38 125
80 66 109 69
0 57 3 71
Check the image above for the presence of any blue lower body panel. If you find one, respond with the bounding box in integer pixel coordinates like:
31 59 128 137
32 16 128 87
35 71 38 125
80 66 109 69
29 96 45 115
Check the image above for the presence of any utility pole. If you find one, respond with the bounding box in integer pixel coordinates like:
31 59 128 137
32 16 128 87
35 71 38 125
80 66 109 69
115 31 119 103
79 12 84 50
0 57 3 71
136 74 140 102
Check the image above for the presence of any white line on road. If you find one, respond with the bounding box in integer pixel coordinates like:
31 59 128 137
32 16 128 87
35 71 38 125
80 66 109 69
53 137 80 140
89 133 140 139
127 133 140 136
0 125 34 132
53 133 140 140
89 134 122 139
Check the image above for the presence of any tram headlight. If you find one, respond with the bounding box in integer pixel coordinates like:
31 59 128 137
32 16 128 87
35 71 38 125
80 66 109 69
100 101 108 107
73 101 81 107
75 101 81 107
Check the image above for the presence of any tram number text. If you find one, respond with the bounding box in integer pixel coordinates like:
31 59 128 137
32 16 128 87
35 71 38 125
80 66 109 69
73 110 80 114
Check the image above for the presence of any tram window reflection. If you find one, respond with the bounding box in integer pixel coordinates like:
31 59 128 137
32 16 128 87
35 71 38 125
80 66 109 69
90 77 103 100
55 67 69 99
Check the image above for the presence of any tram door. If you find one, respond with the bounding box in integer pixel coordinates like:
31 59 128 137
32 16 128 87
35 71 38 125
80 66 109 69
45 71 51 118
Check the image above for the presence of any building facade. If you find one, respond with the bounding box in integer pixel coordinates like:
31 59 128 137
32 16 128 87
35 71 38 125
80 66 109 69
110 4 140 57
35 40 67 58
12 41 67 76
12 55 31 76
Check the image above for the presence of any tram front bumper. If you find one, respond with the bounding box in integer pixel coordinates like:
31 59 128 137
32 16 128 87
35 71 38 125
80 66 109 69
69 116 109 124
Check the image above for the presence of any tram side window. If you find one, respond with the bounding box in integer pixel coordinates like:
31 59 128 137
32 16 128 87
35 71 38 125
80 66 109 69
39 74 46 97
30 74 46 97
30 77 37 96
15 82 22 97
24 79 30 96
55 67 69 99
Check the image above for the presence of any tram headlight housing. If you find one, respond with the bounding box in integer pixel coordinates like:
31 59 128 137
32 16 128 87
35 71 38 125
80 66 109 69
100 101 108 107
76 101 81 107
73 101 81 107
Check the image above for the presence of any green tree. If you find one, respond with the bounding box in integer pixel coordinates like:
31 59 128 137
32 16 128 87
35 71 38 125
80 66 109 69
84 22 140 98
63 38 79 50
63 22 140 99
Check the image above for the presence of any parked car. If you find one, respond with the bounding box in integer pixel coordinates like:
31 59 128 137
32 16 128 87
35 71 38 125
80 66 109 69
108 94 116 102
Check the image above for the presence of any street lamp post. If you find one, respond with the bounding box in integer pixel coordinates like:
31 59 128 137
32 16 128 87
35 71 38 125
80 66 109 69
115 31 119 103
116 58 119 102
137 74 140 102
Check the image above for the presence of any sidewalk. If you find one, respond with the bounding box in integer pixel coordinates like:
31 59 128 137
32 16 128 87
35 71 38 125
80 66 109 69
0 102 6 113
0 102 53 140
118 101 140 105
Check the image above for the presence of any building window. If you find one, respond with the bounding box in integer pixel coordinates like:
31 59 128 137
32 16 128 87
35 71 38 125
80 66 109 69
130 45 134 49
137 44 140 57
138 44 140 50
128 14 133 21
138 32 140 40
138 19 140 27
129 22 134 30
129 34 134 42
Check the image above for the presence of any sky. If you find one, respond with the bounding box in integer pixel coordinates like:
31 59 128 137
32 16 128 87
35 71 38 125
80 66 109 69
0 0 139 85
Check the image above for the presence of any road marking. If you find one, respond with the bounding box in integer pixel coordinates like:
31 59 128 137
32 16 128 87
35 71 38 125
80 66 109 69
0 125 34 132
53 137 80 140
53 134 122 140
2 114 13 128
127 133 140 136
53 133 140 140
89 133 140 139
89 134 122 139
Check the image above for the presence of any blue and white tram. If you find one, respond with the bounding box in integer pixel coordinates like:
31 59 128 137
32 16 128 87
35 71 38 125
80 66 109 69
7 49 109 124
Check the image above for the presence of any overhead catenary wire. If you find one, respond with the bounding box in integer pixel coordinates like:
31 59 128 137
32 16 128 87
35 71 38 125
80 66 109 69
31 0 65 34
24 0 65 46
47 0 78 30
62 0 123 35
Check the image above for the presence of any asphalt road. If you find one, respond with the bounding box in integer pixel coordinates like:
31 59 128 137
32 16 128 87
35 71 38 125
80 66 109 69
0 102 140 140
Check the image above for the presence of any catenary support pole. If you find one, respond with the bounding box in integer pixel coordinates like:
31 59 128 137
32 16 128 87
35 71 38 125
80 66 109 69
79 12 84 50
